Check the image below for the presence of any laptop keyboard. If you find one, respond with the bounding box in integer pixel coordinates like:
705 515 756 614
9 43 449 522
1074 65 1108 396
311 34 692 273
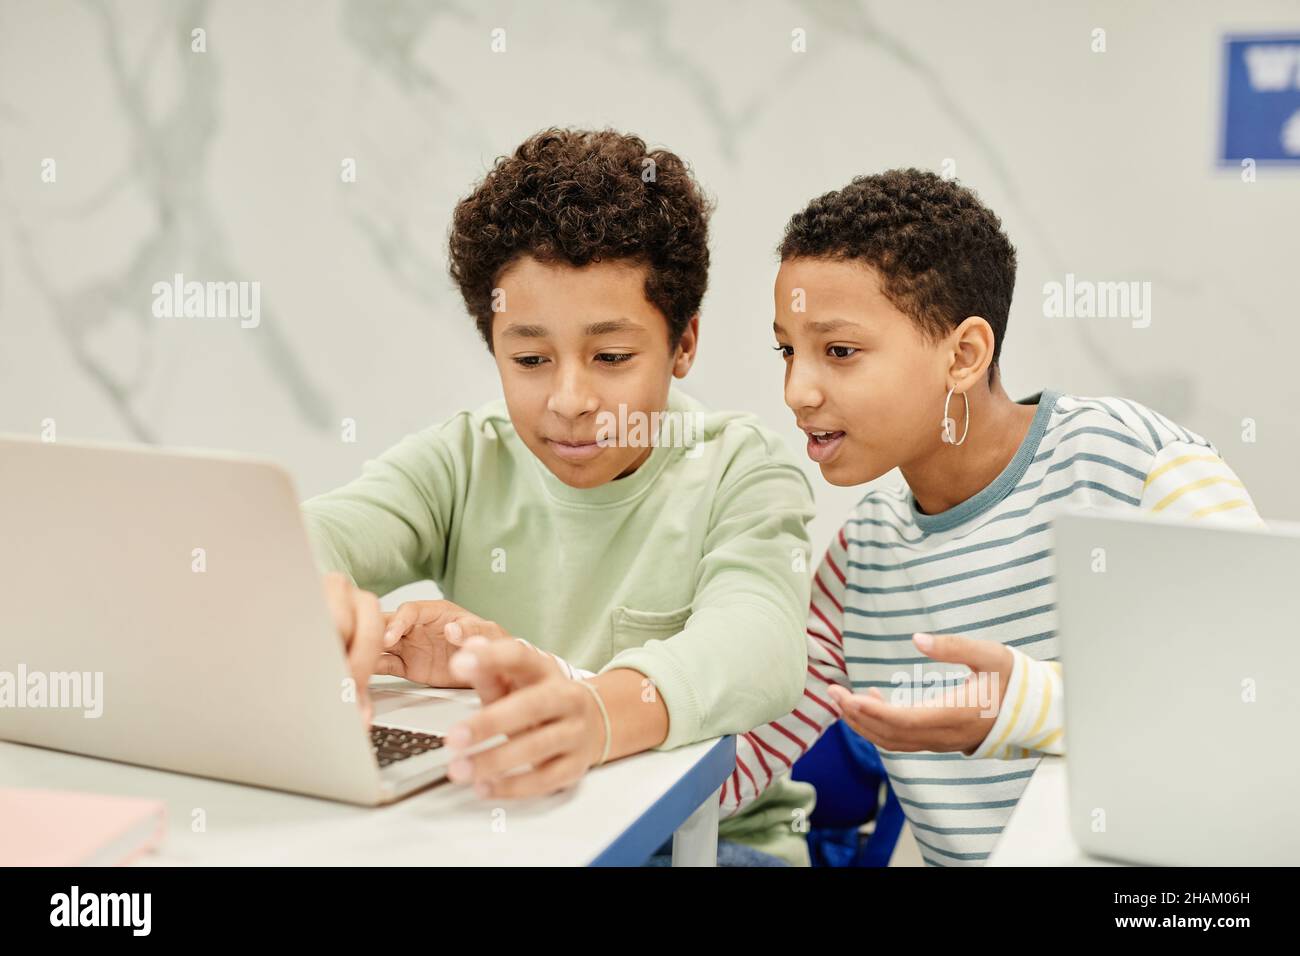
370 726 446 768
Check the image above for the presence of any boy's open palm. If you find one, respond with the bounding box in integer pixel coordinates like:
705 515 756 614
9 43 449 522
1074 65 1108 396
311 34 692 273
827 632 1015 755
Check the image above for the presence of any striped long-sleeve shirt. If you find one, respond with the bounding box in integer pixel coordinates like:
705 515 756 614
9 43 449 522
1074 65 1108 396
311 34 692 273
716 390 1264 864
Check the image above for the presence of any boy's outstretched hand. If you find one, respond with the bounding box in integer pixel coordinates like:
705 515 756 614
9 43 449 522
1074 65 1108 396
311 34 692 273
826 633 1014 755
442 637 607 799
378 599 512 687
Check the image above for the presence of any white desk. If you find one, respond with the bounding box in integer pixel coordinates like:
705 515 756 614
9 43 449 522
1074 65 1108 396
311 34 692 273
987 756 1116 866
0 690 735 867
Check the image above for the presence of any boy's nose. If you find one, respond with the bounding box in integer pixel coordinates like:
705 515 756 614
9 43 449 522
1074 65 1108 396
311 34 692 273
546 367 600 420
783 360 824 413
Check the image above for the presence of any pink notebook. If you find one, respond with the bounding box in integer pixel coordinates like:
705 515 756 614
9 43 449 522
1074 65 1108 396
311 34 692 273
0 788 167 866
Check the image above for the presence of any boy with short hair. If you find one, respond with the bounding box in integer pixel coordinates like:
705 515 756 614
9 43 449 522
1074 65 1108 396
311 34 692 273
729 168 1263 865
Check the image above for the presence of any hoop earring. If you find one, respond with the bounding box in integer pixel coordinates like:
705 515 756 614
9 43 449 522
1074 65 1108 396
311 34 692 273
941 386 970 446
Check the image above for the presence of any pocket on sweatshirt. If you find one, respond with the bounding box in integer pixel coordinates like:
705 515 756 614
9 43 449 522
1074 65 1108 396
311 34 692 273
609 604 692 656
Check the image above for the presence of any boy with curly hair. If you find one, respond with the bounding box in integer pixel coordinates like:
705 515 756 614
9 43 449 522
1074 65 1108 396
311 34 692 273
303 128 818 865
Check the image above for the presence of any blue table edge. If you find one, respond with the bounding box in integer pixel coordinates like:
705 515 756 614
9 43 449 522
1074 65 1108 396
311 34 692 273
587 735 736 867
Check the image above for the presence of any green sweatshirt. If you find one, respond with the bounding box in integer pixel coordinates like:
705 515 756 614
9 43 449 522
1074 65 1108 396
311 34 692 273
301 387 818 864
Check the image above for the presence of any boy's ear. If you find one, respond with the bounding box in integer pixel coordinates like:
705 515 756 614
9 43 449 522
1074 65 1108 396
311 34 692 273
671 314 700 379
947 315 996 390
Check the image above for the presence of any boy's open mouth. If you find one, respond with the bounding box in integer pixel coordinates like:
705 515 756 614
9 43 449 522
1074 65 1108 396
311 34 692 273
804 428 846 464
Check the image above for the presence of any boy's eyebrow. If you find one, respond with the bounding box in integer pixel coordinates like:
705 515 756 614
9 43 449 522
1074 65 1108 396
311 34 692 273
772 318 863 335
500 319 647 339
500 323 549 338
583 318 646 336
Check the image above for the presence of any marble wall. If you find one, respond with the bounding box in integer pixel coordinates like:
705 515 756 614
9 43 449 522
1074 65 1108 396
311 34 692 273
2 0 1297 570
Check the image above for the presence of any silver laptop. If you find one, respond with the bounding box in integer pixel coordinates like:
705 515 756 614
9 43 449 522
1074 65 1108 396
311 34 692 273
1054 508 1300 866
0 435 488 805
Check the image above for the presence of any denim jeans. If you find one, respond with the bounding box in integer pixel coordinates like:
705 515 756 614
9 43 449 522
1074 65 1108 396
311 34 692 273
641 837 789 867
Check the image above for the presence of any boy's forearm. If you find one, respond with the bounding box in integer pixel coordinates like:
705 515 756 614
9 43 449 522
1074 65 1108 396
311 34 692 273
606 597 807 751
587 668 669 760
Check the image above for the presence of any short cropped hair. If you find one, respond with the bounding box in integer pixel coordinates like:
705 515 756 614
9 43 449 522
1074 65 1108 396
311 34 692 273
779 168 1017 373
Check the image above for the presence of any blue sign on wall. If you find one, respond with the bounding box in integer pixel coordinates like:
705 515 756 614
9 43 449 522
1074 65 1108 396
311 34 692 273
1221 34 1300 164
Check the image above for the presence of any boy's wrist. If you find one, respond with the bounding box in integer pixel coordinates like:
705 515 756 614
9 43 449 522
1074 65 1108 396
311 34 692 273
576 680 612 768
587 668 670 761
965 645 1029 759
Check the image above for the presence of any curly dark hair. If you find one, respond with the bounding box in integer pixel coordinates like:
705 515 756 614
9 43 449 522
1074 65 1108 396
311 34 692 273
448 128 713 351
779 168 1017 375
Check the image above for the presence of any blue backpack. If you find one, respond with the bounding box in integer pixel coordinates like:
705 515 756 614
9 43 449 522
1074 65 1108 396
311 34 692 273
791 720 906 867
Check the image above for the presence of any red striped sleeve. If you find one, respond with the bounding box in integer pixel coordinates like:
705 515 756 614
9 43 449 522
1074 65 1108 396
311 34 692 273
719 526 853 818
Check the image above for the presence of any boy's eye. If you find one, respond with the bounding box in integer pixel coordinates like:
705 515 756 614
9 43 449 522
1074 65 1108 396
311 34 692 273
828 345 858 359
596 352 633 365
772 344 794 358
513 355 548 368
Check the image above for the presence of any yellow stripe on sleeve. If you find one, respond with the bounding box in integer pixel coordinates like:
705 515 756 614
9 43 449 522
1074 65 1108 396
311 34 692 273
1151 475 1245 512
1190 499 1252 520
1142 453 1221 490
1026 727 1064 752
987 653 1031 756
